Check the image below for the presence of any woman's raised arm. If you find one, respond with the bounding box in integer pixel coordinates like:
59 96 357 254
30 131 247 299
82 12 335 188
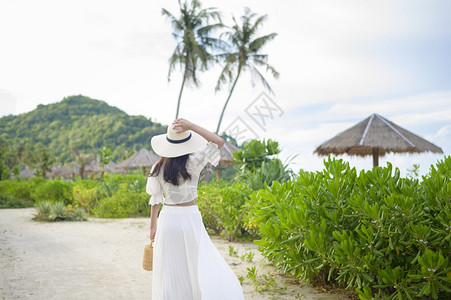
172 118 225 149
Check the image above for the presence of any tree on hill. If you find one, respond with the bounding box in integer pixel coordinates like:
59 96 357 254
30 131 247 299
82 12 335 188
99 146 113 179
31 144 56 178
0 137 10 180
72 148 95 179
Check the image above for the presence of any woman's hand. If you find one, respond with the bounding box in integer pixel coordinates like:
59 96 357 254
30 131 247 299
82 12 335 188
172 118 194 133
173 118 225 149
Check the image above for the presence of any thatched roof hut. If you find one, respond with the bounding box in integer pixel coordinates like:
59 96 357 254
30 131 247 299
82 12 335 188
219 142 239 164
314 113 443 167
84 160 125 175
19 168 35 178
216 141 240 179
49 164 78 179
117 149 160 175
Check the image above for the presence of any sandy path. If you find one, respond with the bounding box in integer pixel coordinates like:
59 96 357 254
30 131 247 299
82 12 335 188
0 208 345 300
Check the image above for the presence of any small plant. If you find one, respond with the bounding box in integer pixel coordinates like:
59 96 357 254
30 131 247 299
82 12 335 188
237 275 245 285
35 201 52 220
246 266 258 282
72 207 88 221
256 273 284 293
240 251 254 262
407 163 420 178
34 201 87 222
228 245 238 257
47 202 68 221
245 266 284 293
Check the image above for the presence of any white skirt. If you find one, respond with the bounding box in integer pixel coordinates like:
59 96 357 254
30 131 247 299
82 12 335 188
152 205 244 300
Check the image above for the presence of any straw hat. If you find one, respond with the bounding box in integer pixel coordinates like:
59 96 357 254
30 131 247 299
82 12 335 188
151 125 207 158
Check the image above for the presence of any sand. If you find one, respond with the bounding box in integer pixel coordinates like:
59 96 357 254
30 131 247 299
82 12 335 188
0 208 346 300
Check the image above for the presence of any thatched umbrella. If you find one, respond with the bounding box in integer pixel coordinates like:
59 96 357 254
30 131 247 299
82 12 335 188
102 161 125 173
49 164 78 179
314 113 443 167
216 141 240 179
83 159 125 177
117 149 160 175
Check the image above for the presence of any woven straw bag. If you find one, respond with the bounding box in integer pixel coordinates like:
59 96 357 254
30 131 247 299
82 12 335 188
142 240 154 271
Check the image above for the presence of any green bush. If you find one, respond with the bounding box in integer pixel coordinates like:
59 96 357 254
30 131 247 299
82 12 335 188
0 178 42 202
92 186 149 218
0 194 34 208
32 180 74 205
250 156 451 299
99 173 147 197
0 174 150 218
92 174 149 218
240 158 294 190
198 180 254 240
72 185 99 214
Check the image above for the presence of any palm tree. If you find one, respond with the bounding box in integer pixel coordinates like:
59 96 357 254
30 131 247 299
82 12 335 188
32 145 55 178
215 8 279 134
71 148 94 179
98 146 113 179
162 0 223 119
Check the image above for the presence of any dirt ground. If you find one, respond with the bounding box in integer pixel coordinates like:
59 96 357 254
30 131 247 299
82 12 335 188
0 208 347 300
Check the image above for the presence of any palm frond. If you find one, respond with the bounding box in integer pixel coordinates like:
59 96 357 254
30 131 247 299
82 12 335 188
161 8 183 32
197 23 223 36
205 35 228 47
248 33 277 52
254 59 280 80
215 54 239 92
248 13 267 33
249 64 275 94
167 44 184 81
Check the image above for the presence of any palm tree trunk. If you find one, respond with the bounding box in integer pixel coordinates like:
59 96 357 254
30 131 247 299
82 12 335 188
80 165 84 179
175 62 189 119
216 67 242 134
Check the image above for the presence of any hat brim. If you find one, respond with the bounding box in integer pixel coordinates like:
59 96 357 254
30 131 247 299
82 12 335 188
151 131 207 158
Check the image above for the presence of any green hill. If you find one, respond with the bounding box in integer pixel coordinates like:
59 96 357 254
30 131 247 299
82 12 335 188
0 95 166 166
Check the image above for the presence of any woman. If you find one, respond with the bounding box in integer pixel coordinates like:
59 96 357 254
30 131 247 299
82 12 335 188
147 118 245 300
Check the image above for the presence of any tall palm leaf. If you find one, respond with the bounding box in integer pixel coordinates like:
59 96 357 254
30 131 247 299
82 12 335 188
162 0 223 119
215 8 279 134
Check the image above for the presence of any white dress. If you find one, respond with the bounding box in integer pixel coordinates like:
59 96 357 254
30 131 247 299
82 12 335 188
146 142 245 300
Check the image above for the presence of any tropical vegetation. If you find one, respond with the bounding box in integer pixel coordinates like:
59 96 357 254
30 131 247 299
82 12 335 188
249 156 451 299
1 134 450 298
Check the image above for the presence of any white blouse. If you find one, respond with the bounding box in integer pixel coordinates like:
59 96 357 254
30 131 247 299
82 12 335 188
146 142 221 205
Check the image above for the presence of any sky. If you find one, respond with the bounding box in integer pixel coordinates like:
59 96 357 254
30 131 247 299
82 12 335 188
0 0 450 176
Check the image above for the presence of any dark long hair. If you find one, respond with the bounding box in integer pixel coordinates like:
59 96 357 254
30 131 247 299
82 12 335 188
149 154 191 186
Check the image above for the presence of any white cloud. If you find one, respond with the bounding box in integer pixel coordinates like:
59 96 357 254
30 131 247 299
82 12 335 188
0 89 17 115
325 90 451 122
426 125 451 153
